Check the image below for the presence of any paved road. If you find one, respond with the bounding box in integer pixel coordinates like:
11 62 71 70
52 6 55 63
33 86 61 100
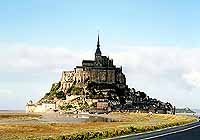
109 121 200 140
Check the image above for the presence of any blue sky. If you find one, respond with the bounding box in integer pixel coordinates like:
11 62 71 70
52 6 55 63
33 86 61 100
1 0 200 48
1 0 200 110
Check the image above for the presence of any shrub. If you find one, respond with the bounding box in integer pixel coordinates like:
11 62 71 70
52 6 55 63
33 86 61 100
69 86 84 95
45 93 50 96
56 91 65 99
60 104 76 110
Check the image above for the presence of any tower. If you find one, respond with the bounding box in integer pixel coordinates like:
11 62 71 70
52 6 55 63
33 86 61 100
95 34 102 56
95 34 102 66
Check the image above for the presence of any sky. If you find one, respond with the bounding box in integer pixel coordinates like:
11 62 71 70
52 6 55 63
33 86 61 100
1 0 200 110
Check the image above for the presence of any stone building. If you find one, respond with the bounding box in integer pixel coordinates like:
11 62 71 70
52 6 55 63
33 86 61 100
26 100 56 113
60 34 127 93
26 34 174 114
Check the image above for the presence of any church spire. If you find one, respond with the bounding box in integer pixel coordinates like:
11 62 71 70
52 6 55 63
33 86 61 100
97 33 100 48
95 33 101 56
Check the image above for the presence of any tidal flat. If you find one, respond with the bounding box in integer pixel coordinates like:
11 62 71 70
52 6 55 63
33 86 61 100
0 112 196 140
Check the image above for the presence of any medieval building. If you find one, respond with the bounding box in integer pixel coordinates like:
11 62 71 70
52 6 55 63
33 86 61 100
26 34 174 114
60 34 127 93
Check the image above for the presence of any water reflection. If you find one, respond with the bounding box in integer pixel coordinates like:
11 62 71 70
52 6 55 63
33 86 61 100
86 116 115 122
59 114 116 122
52 114 116 123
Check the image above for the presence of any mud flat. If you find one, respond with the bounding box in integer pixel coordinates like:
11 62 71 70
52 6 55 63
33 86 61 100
0 112 114 124
0 112 196 140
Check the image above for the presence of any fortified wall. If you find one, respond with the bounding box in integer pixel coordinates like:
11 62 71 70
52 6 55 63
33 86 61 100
60 34 126 93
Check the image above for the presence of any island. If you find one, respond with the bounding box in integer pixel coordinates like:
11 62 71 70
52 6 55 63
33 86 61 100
26 34 174 114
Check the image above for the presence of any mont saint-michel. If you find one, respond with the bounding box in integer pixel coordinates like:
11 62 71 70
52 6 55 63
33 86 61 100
26 35 174 114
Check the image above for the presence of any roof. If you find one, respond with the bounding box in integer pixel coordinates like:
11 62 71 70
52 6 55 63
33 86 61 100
76 66 83 68
95 47 101 56
95 34 102 55
82 60 94 63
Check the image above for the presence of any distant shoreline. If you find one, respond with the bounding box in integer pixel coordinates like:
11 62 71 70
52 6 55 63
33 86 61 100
0 110 25 113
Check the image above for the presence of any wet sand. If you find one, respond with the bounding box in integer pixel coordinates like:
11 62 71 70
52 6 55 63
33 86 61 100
0 112 115 124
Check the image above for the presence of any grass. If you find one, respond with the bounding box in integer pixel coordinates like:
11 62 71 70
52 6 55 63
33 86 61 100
0 112 196 140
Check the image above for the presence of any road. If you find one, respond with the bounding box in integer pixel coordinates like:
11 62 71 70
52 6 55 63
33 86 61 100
109 121 200 140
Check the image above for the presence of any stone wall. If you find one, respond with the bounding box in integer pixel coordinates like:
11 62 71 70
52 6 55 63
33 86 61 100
26 103 56 113
90 69 115 84
59 48 127 93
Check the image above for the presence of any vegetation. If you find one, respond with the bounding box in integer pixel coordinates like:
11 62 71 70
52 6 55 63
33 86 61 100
60 101 90 111
49 82 61 95
88 91 105 99
0 113 196 140
38 82 66 103
59 103 77 111
56 91 65 99
68 86 84 95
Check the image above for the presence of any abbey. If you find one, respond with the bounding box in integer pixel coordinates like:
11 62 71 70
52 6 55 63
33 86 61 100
26 34 174 114
60 34 127 93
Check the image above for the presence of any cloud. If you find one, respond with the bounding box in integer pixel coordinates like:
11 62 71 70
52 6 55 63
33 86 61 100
0 45 79 73
0 43 95 110
1 43 200 109
183 71 200 88
110 46 200 108
0 89 13 97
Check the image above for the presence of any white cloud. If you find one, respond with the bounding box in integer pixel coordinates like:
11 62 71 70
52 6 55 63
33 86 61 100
111 46 200 108
0 89 13 97
1 43 200 109
0 44 88 73
183 71 200 88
